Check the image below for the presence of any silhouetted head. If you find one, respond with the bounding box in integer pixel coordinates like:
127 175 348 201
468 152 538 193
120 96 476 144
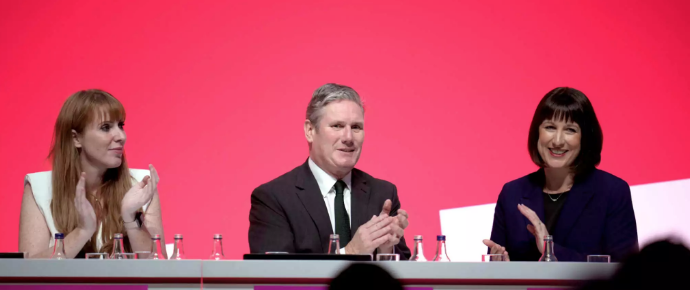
330 263 403 290
579 238 690 290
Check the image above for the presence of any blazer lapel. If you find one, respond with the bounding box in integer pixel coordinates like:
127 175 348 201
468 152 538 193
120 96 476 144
552 173 596 240
520 180 546 231
350 169 372 232
295 161 333 252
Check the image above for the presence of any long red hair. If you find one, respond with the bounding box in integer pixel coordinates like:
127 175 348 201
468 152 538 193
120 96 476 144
49 89 133 253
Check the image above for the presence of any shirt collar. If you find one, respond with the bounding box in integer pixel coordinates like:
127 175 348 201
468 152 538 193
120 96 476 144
308 157 352 198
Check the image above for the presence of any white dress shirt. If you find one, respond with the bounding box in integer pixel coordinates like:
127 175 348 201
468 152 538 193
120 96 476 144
308 158 352 233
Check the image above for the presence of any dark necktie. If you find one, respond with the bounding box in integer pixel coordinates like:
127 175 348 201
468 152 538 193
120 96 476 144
334 180 352 247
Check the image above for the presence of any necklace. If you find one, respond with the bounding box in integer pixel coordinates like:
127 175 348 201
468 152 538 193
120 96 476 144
544 184 572 202
90 194 102 206
547 192 564 202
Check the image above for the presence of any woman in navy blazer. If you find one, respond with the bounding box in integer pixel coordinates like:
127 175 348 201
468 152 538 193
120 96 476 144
484 87 638 262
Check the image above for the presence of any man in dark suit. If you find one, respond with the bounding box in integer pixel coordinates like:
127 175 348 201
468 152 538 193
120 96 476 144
249 83 410 258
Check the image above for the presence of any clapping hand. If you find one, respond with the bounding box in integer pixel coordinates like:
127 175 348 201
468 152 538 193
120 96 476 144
376 199 407 253
121 164 159 221
74 172 97 234
482 239 510 261
518 204 549 254
344 214 395 254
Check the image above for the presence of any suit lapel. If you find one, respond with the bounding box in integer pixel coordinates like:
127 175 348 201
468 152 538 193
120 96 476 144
552 173 595 240
294 161 333 252
519 170 547 237
520 178 546 231
350 169 372 232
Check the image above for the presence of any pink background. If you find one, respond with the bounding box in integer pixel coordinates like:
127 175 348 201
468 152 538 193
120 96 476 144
1 0 689 259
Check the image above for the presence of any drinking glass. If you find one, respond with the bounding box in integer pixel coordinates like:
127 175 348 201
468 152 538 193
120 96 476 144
111 253 135 259
482 254 506 262
587 255 611 263
376 253 400 261
134 251 151 259
86 253 108 260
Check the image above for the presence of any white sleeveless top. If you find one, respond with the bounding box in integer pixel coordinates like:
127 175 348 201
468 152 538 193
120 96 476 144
24 169 151 250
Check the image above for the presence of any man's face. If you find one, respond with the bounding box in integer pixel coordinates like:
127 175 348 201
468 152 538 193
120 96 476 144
305 100 364 178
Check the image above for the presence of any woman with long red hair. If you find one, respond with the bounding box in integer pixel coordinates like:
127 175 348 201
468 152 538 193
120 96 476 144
19 89 166 258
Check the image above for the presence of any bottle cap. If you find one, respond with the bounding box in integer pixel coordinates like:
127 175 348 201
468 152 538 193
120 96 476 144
55 233 65 239
436 235 446 241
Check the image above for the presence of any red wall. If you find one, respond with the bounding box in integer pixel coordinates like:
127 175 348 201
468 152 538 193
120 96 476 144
1 0 689 259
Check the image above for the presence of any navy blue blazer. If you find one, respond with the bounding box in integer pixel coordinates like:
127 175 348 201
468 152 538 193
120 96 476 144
489 169 639 262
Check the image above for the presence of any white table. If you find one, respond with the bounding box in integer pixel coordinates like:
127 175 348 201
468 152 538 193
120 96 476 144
0 260 618 290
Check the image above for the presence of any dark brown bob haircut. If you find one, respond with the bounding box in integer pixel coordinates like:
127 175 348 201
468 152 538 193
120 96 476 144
528 87 603 176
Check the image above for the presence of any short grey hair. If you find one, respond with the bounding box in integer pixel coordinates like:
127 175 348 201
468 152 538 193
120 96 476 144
306 83 364 128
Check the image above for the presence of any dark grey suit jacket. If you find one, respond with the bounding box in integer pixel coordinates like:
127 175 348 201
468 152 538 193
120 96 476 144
248 160 411 259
